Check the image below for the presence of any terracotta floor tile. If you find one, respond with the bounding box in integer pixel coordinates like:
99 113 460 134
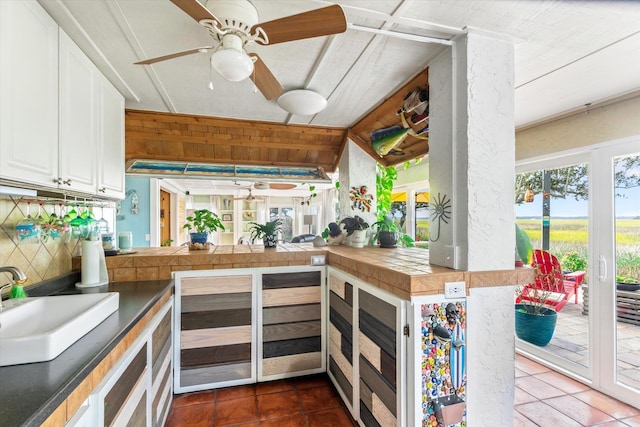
515 367 529 378
596 421 635 427
260 413 308 427
256 379 295 395
513 410 540 427
514 387 538 405
257 390 302 420
298 386 342 412
291 374 331 390
622 415 640 426
515 376 565 400
213 396 258 426
574 390 640 419
515 401 582 427
306 407 356 427
165 402 214 427
515 354 551 375
216 384 256 402
172 390 217 407
534 371 591 394
543 395 614 425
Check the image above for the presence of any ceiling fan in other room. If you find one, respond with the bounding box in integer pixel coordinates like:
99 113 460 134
135 0 347 102
234 187 265 202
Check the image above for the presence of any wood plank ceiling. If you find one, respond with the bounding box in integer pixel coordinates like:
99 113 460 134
125 68 429 172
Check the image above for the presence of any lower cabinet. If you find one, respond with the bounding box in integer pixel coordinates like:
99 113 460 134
67 296 173 427
173 266 325 392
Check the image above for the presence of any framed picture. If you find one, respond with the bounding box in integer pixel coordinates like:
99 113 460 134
222 214 232 221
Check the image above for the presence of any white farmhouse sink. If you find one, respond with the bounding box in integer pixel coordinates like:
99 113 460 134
0 293 119 367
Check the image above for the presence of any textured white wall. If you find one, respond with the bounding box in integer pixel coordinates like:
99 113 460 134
338 140 377 226
466 285 516 426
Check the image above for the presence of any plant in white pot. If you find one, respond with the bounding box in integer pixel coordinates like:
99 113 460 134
340 216 369 248
248 218 282 248
183 209 225 250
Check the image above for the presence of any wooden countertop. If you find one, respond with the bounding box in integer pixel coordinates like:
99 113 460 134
78 244 534 300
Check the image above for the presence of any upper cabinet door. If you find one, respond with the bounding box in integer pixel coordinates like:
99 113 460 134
58 29 97 194
97 74 125 199
0 0 59 187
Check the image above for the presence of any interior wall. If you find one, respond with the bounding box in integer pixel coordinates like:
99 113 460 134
516 94 640 159
117 176 151 248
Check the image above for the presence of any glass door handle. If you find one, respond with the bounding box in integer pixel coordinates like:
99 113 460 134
598 255 607 280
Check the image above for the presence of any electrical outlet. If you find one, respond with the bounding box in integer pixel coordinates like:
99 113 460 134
311 255 326 266
444 281 465 299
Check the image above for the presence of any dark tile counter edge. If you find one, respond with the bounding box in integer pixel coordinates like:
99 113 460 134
0 275 173 427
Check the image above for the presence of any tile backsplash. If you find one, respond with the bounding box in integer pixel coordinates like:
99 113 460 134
0 197 79 290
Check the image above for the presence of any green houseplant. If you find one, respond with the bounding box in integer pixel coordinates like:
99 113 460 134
340 216 369 248
248 218 282 248
183 209 225 249
371 216 399 248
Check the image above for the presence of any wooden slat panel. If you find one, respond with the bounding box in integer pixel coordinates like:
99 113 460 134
104 345 147 427
263 320 321 342
359 309 395 357
359 331 381 371
262 352 322 376
329 275 345 299
380 349 397 388
359 401 381 427
345 282 353 306
181 275 252 296
262 271 320 289
360 377 373 416
329 339 353 385
372 391 397 426
180 362 252 387
128 390 147 427
262 287 320 307
181 325 252 349
263 303 321 325
341 334 353 364
152 365 171 424
359 289 396 330
152 310 171 366
360 356 396 415
330 291 352 326
263 336 321 358
329 357 352 404
152 336 171 379
182 293 251 312
181 343 251 367
330 307 352 343
181 308 251 330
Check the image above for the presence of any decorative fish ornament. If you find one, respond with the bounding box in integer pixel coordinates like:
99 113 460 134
371 127 409 157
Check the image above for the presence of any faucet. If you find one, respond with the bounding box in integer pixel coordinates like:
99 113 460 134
0 266 27 282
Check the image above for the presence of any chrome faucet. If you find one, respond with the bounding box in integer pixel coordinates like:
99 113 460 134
0 266 27 282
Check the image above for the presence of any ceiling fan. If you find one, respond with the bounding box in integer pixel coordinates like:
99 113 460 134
135 0 347 100
234 187 265 202
253 182 296 190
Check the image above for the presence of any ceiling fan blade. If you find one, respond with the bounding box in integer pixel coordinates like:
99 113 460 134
252 5 347 46
249 54 284 100
269 183 297 190
170 0 219 24
135 46 214 65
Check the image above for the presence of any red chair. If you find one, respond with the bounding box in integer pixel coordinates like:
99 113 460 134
516 249 586 312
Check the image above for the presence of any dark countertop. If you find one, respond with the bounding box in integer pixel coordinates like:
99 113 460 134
0 275 173 427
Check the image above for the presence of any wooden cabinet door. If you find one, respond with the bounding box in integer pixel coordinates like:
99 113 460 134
96 74 124 199
174 271 255 392
259 267 325 379
0 0 58 187
58 29 97 194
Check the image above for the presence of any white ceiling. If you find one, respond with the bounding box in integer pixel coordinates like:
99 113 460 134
37 0 640 131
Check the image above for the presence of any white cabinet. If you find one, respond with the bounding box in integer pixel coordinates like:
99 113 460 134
0 0 59 187
59 29 97 195
0 0 125 198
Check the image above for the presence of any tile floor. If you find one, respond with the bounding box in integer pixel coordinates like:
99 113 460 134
515 354 640 426
166 357 640 426
165 374 357 427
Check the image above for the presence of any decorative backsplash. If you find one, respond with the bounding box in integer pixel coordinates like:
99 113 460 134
0 197 79 289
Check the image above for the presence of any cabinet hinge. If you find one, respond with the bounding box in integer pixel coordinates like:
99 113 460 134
403 324 410 336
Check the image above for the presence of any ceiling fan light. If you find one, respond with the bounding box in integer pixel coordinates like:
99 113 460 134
211 48 254 82
277 89 327 116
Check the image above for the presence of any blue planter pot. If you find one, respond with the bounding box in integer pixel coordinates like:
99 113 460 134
190 232 208 244
515 304 557 346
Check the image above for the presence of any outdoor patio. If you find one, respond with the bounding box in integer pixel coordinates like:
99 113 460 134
544 287 640 390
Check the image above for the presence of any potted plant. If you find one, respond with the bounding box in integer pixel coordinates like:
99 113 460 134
248 218 282 248
371 216 399 248
515 265 558 346
340 216 369 248
183 209 225 249
323 222 344 245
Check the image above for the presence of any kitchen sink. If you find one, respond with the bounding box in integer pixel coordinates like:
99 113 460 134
0 292 119 367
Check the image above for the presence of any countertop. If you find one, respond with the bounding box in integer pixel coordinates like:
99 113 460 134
0 277 173 427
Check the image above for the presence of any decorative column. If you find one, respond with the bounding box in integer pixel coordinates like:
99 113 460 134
337 140 377 227
430 29 516 425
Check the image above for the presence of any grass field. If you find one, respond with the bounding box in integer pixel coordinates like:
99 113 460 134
517 218 640 281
